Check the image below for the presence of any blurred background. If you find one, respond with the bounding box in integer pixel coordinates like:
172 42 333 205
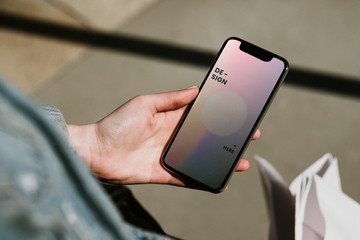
0 0 359 239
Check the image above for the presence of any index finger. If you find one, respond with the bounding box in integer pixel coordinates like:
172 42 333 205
252 129 261 140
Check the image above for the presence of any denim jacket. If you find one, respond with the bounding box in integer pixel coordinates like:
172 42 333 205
0 77 172 240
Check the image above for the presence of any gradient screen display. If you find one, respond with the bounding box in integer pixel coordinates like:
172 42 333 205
162 38 288 192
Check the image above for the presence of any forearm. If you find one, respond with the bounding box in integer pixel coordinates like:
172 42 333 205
38 105 108 176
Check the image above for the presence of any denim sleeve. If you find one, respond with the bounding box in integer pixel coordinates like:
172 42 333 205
0 77 174 240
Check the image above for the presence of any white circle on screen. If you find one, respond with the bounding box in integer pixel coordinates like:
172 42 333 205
202 91 247 136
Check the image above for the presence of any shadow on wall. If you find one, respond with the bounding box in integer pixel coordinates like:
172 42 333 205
0 11 359 99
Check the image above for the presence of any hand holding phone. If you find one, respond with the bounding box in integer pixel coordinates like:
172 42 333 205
162 37 289 193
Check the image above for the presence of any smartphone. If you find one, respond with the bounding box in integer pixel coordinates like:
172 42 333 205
162 37 289 193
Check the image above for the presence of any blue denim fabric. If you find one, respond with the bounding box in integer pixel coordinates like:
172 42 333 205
0 77 171 240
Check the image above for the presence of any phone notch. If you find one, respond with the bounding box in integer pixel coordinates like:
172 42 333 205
239 41 273 62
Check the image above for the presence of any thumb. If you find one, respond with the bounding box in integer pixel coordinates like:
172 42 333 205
152 86 199 113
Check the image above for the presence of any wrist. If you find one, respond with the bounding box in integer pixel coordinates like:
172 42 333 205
67 123 99 169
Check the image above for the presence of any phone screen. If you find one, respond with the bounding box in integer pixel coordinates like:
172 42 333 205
162 38 288 192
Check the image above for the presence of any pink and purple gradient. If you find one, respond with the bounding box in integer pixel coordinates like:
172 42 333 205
163 39 286 190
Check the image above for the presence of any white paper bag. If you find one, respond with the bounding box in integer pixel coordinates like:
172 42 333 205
255 153 360 240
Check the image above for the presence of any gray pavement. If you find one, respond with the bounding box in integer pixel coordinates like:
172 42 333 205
3 0 360 239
